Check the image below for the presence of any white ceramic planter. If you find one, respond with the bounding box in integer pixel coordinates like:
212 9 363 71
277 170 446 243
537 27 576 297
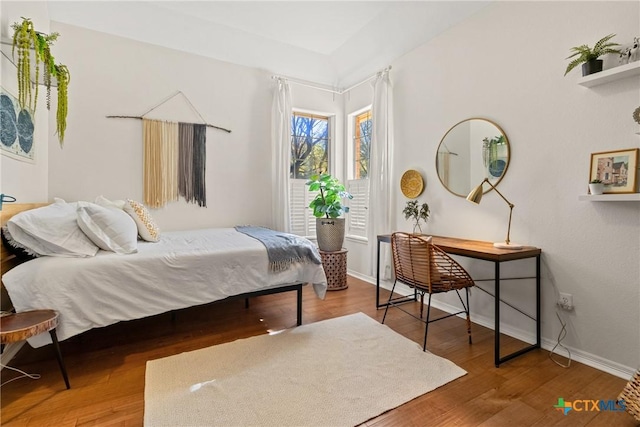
589 183 605 195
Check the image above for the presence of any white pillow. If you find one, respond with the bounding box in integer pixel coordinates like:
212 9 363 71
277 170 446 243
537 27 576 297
77 203 138 254
95 195 126 210
7 202 99 257
123 199 160 242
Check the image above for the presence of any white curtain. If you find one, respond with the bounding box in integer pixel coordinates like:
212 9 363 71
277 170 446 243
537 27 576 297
368 70 394 276
271 78 292 232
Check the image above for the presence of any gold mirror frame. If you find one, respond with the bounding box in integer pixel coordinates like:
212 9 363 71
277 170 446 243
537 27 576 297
435 118 510 197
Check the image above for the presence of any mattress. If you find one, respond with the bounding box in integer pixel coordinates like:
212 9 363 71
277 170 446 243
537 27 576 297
2 228 328 347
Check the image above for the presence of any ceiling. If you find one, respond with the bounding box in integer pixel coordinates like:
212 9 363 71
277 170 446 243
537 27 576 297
47 1 491 89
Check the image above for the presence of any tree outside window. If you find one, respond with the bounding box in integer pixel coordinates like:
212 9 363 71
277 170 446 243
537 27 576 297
354 111 371 179
291 112 329 179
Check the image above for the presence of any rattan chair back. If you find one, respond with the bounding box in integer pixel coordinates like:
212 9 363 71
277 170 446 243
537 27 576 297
619 369 640 421
391 232 474 294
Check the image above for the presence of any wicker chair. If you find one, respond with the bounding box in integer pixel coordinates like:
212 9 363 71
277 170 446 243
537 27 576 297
619 369 640 422
382 232 475 351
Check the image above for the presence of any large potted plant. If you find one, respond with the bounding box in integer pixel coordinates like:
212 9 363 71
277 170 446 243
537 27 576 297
564 33 620 77
306 174 353 252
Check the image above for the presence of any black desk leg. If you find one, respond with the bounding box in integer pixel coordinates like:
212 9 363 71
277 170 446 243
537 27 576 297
376 238 381 308
536 254 541 348
495 256 541 367
494 261 501 368
49 329 70 389
296 286 302 326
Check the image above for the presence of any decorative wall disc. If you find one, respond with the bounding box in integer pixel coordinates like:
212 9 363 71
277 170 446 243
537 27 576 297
400 169 424 198
0 88 34 163
633 106 640 125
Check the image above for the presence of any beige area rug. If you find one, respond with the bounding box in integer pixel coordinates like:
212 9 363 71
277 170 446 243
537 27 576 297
144 312 466 426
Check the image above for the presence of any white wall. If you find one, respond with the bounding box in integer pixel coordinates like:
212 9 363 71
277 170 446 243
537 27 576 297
46 22 274 231
388 1 639 373
1 2 50 203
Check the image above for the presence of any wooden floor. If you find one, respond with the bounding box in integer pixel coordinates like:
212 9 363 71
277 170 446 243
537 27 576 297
0 276 635 426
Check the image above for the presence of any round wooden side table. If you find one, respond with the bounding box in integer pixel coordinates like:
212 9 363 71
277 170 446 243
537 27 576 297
319 249 348 291
0 309 71 389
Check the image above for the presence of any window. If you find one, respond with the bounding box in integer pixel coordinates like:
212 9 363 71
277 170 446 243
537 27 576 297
290 112 329 179
289 111 331 237
346 179 369 238
347 108 372 239
353 110 371 179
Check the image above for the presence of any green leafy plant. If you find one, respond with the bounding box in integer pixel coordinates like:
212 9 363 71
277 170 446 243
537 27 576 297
54 64 70 143
403 200 430 234
11 17 70 146
33 30 59 111
482 135 505 169
590 179 603 184
306 174 353 218
11 18 38 113
564 33 620 76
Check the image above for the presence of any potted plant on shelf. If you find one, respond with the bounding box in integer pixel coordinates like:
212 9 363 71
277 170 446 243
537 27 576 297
306 174 353 252
564 33 621 77
11 17 70 146
589 179 605 195
403 200 430 234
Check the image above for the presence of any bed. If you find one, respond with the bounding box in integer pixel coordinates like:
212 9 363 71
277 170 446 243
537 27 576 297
1 203 328 348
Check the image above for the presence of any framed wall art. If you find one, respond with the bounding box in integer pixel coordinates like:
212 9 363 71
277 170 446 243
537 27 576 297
0 87 35 163
589 148 639 194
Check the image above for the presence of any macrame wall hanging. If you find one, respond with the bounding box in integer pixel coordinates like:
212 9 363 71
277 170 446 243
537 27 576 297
107 91 231 208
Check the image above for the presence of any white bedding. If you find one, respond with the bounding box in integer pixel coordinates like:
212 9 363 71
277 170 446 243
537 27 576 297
2 228 328 347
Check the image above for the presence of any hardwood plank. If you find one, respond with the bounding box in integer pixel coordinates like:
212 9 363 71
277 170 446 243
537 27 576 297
1 276 635 427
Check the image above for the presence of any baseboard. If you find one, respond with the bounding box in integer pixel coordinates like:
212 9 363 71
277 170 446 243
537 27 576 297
0 342 25 370
348 272 636 380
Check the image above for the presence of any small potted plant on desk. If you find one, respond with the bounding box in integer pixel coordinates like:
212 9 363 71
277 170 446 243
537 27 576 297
403 200 430 234
589 179 605 195
307 174 353 252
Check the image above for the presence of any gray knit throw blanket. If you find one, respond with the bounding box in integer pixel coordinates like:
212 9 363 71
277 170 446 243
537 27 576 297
235 226 322 272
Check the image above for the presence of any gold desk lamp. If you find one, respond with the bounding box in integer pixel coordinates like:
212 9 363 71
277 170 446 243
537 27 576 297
466 178 523 250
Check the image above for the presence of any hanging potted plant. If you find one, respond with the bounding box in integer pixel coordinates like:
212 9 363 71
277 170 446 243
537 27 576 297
306 174 353 252
11 17 70 146
54 64 70 143
564 33 621 76
11 18 39 113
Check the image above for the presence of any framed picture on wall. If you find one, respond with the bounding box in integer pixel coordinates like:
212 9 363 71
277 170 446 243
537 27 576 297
589 148 639 194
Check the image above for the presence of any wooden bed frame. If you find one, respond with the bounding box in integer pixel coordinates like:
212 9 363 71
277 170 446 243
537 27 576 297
0 203 304 324
1 203 47 313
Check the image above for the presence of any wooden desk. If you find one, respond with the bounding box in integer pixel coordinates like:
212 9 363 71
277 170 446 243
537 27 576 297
376 234 541 367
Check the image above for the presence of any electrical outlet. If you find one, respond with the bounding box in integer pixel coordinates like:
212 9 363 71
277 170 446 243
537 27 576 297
384 265 391 280
558 292 574 310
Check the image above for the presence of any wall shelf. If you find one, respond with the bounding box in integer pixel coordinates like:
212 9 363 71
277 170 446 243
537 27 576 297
579 193 640 201
577 61 640 87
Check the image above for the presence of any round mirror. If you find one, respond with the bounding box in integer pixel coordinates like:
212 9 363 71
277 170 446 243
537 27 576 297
436 118 510 197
